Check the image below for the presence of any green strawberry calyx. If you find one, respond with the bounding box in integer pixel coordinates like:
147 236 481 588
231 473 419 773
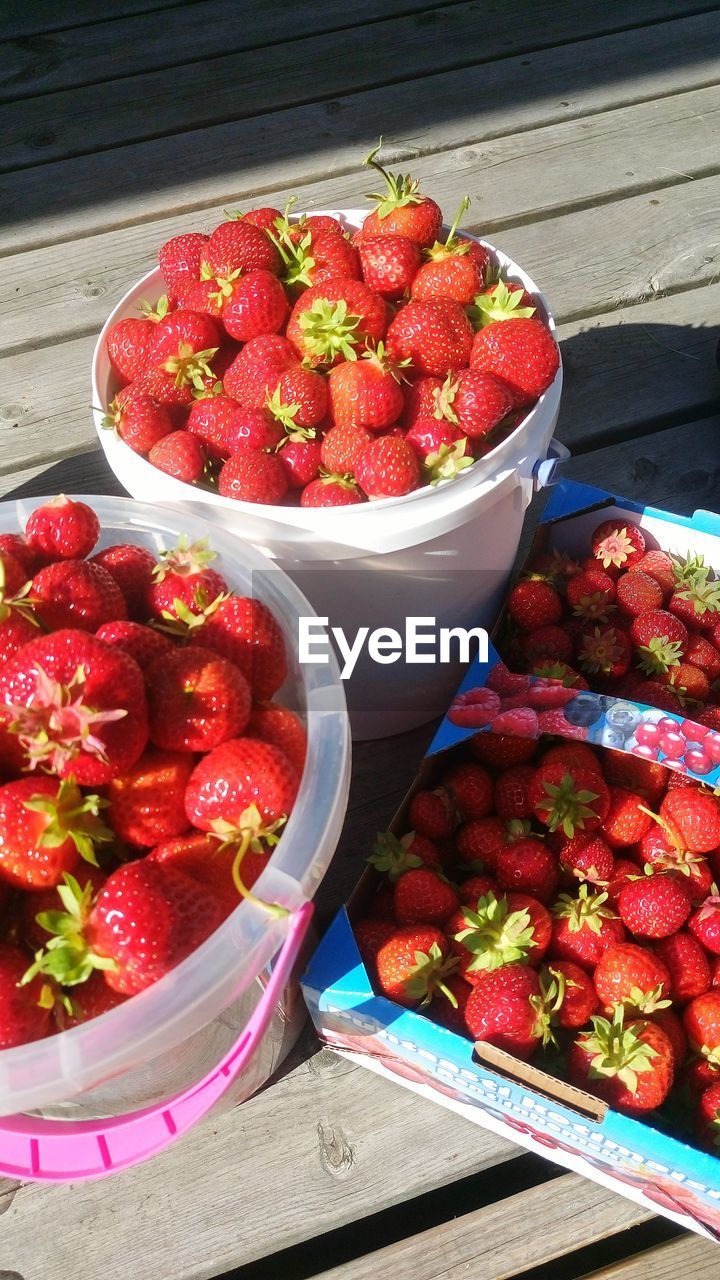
552 885 617 934
298 299 363 362
620 984 672 1016
363 138 424 216
423 196 471 261
210 805 289 920
425 440 474 486
161 343 219 390
264 388 316 444
21 873 117 988
0 560 38 627
208 269 243 307
155 588 229 638
8 664 127 774
577 627 625 677
22 777 112 867
467 278 537 329
454 891 536 972
531 964 580 1048
267 224 317 289
535 772 601 838
154 534 218 580
576 1006 657 1094
671 551 710 589
138 294 170 323
433 372 460 424
368 830 423 882
637 635 683 676
675 577 720 617
530 662 581 688
315 469 360 492
361 340 411 382
404 942 459 1008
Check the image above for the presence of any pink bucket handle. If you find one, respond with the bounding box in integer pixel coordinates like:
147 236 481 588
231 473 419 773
0 901 313 1182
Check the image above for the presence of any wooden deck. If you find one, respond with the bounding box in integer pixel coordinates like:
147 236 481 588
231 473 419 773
1 1 720 1275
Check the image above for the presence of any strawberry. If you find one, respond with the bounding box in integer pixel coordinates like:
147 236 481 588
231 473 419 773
458 874 497 905
148 830 264 918
450 890 546 977
357 234 421 299
226 407 285 454
470 317 559 406
444 762 493 819
106 750 195 846
186 595 287 700
697 1080 720 1151
493 765 535 820
689 897 720 955
602 749 667 800
593 942 671 1014
217 270 289 342
670 576 720 632
529 549 580 588
375 926 454 1006
271 224 360 289
591 520 646 573
550 886 625 969
433 368 513 440
602 787 653 847
272 366 329 429
0 534 44 577
246 701 307 776
606 858 641 908
540 742 602 773
469 732 538 769
91 543 157 620
25 496 99 561
145 645 250 754
456 816 509 869
106 307 164 385
408 788 456 840
187 395 247 460
386 298 473 378
393 866 458 925
685 634 720 681
301 475 364 507
31 559 127 632
558 831 614 886
184 737 298 836
149 431 206 483
353 917 397 973
467 279 537 328
219 449 289 504
577 625 632 680
146 538 226 622
569 1007 673 1112
496 838 558 904
0 944 53 1047
660 788 720 853
410 198 488 304
406 416 465 467
400 375 444 427
102 390 173 456
540 960 598 1029
369 883 396 920
241 206 282 231
222 335 297 408
320 422 373 473
328 345 405 431
369 830 441 881
635 550 675 597
0 776 110 889
206 217 281 277
96 620 173 671
278 439 322 490
638 822 713 903
464 963 544 1059
684 992 720 1071
616 570 664 618
617 872 691 939
529 763 610 837
447 687 501 728
286 279 386 366
158 232 209 293
506 579 562 631
631 609 688 676
145 308 220 366
655 931 711 1003
565 568 616 623
0 611 39 664
0 629 148 784
355 435 420 498
523 630 576 667
361 143 442 248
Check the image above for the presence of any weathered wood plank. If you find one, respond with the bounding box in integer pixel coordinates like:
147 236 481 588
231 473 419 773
3 11 720 253
5 84 720 354
1 0 189 39
312 1174 654 1280
577 1234 718 1280
4 4 719 171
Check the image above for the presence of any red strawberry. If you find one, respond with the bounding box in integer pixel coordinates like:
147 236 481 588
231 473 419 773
689 897 720 955
616 570 663 618
240 206 282 231
602 787 653 848
218 270 289 343
375 925 453 1006
565 568 616 622
204 218 281 278
456 816 509 869
187 395 246 460
0 944 53 1047
540 960 598 1029
496 838 558 905
25 496 99 561
523 630 576 667
569 1008 673 1113
355 435 420 498
106 750 195 846
410 198 488 304
31 560 127 632
635 550 675 597
301 476 364 507
0 611 39 664
386 298 473 378
361 144 442 248
655 931 711 1003
400 375 443 427
490 707 539 738
470 317 559 406
593 942 671 1014
225 407 284 454
670 577 720 632
96 620 173 671
353 917 397 973
222 334 298 407
146 646 250 753
286 279 387 366
617 872 691 939
186 595 287 700
0 629 148 784
408 788 456 840
577 625 632 680
433 368 514 439
0 776 109 889
684 992 720 1070
506 579 562 631
458 874 498 905
493 765 535 820
148 830 266 918
102 390 173 456
328 346 405 431
529 763 610 837
146 539 226 622
358 234 422 299
606 858 644 908
464 963 543 1059
218 449 288 504
406 416 465 467
277 439 322 490
591 520 646 573
145 309 220 367
246 701 307 776
697 1080 720 1151
447 687 501 728
106 312 162 385
0 534 43 577
149 430 206 482
158 232 209 293
558 831 614 886
541 743 602 774
631 609 688 676
272 365 329 429
91 543 157 620
393 866 458 925
686 634 720 681
184 737 298 837
272 223 360 289
660 661 710 704
469 731 537 769
550 886 625 969
660 788 720 853
602 749 667 801
320 422 373 473
444 762 493 819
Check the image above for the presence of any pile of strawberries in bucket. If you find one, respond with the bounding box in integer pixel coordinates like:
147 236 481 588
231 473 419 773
103 145 560 506
354 733 720 1151
0 495 304 1048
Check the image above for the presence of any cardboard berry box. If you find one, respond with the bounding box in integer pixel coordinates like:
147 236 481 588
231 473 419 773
302 483 720 1242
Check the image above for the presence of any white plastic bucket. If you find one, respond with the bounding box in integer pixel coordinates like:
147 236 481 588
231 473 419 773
92 210 564 739
0 496 350 1180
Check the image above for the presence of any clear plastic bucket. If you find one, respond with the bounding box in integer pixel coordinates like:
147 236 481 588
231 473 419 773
92 211 564 739
0 496 350 1180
